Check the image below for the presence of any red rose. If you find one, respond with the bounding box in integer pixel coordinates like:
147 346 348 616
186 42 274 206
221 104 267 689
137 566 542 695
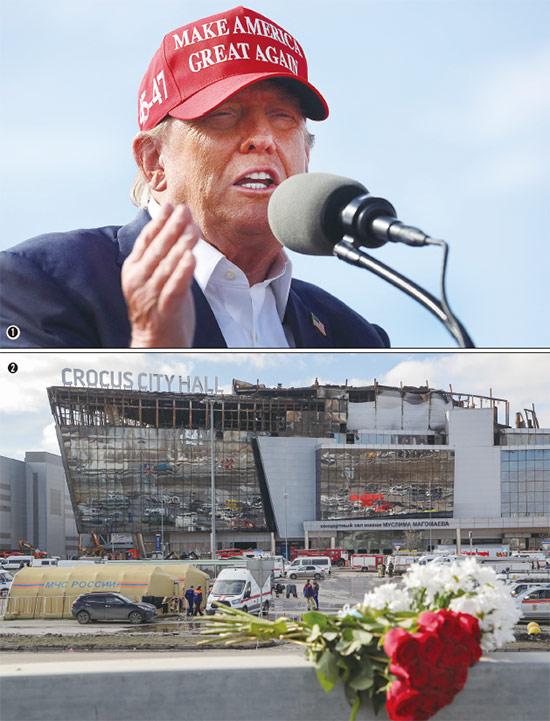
390 660 431 689
418 691 452 718
439 640 470 669
427 666 458 696
453 662 469 691
384 627 420 667
415 629 443 667
457 613 482 665
386 679 428 721
383 610 482 720
416 611 445 634
458 612 481 643
436 609 462 637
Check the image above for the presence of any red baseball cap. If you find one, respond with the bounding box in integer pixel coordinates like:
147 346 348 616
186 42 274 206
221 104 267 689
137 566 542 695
137 6 329 130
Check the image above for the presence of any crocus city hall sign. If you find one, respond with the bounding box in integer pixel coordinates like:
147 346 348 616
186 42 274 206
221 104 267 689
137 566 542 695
61 368 221 394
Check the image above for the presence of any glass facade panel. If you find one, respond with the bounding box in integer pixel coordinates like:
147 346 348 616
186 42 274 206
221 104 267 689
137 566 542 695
319 447 454 519
61 425 265 534
501 432 550 445
49 386 351 535
354 432 446 445
500 448 550 517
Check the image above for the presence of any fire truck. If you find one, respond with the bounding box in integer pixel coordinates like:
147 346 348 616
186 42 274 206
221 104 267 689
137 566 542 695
292 548 350 567
351 554 385 571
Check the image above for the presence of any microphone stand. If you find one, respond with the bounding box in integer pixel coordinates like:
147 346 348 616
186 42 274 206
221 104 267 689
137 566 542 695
333 237 475 348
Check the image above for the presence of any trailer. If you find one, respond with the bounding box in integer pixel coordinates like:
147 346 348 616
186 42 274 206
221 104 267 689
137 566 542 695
293 548 350 567
481 558 538 574
351 554 385 572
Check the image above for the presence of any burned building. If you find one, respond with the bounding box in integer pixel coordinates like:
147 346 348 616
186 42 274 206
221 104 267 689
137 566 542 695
47 380 550 554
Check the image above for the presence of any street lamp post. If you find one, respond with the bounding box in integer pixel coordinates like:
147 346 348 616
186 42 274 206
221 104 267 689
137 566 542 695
202 398 217 560
137 437 146 550
160 480 164 559
428 477 432 552
284 484 289 560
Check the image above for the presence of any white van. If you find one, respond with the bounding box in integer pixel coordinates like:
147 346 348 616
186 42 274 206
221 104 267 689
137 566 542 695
31 558 59 567
206 568 271 616
286 557 332 574
2 555 34 571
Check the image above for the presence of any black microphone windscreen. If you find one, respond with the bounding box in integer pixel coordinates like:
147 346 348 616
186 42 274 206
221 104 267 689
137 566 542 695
267 172 367 255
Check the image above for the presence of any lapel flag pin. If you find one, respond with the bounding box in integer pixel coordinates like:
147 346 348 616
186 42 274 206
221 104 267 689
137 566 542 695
311 313 327 336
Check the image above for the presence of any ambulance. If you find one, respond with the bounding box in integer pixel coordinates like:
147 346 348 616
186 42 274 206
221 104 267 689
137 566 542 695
206 568 271 616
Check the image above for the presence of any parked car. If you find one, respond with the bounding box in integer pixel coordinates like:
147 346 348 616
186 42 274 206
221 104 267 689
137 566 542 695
285 564 325 580
509 581 550 597
71 592 157 624
285 557 332 574
0 571 14 597
515 586 550 622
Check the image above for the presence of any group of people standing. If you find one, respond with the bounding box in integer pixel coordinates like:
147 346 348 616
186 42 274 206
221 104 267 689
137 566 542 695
183 585 204 616
303 579 320 611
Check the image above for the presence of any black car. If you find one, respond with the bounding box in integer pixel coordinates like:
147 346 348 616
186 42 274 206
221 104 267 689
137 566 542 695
71 592 157 624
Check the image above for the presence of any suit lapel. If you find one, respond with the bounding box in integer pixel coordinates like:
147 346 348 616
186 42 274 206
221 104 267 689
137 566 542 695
116 210 151 266
191 282 227 347
285 286 333 348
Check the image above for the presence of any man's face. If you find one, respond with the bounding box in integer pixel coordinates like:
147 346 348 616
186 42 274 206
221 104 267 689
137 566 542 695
158 81 310 257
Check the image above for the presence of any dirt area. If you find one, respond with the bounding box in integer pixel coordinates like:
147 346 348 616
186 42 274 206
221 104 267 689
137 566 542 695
0 623 547 653
0 631 265 652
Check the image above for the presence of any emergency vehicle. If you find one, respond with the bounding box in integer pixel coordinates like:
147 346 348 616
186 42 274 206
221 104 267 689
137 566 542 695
206 568 271 616
351 554 385 571
292 548 350 567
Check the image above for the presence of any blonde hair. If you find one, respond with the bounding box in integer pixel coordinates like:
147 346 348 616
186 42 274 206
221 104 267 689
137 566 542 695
129 117 174 208
129 115 315 209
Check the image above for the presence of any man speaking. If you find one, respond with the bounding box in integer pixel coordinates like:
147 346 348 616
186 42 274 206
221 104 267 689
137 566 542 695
0 6 389 349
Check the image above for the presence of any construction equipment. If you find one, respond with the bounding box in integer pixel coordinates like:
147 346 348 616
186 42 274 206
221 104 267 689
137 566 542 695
18 540 47 559
87 532 105 558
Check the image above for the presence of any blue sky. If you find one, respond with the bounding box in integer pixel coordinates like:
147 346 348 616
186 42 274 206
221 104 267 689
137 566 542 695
1 0 548 348
1 351 548 460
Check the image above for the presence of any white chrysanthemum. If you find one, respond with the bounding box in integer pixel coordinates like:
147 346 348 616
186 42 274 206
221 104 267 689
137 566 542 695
404 558 500 604
361 583 412 612
402 563 451 604
449 581 521 650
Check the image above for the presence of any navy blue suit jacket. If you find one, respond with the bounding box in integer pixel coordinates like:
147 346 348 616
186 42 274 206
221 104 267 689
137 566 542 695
0 210 389 348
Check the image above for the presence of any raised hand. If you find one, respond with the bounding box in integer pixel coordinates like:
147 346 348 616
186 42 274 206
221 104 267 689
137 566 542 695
122 203 198 347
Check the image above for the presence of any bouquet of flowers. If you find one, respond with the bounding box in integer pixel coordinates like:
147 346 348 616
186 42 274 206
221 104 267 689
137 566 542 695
200 559 521 721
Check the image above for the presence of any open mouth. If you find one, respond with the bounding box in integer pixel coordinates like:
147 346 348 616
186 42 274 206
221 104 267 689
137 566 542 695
234 171 277 190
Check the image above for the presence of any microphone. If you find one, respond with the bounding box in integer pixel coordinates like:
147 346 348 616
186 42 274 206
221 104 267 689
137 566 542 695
268 172 431 255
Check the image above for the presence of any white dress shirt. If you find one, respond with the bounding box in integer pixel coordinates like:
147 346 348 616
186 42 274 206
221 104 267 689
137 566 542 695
147 199 294 347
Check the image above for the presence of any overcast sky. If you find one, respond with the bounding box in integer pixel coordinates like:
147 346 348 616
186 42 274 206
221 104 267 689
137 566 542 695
1 0 549 348
1 351 547 461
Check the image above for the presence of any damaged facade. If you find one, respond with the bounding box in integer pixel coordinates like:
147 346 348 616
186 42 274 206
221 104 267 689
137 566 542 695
46 381 549 554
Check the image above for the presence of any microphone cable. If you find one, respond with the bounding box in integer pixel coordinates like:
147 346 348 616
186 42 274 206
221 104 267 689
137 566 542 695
332 236 475 348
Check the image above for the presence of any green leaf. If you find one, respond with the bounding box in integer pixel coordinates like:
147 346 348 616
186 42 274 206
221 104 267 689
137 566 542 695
336 628 374 656
335 629 353 655
337 657 352 682
307 624 324 643
353 629 374 645
315 649 339 692
302 611 328 628
349 658 374 691
272 619 289 636
371 687 387 716
344 682 358 707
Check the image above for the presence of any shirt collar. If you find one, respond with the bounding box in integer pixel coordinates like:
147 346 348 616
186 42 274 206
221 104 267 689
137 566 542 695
147 198 293 321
